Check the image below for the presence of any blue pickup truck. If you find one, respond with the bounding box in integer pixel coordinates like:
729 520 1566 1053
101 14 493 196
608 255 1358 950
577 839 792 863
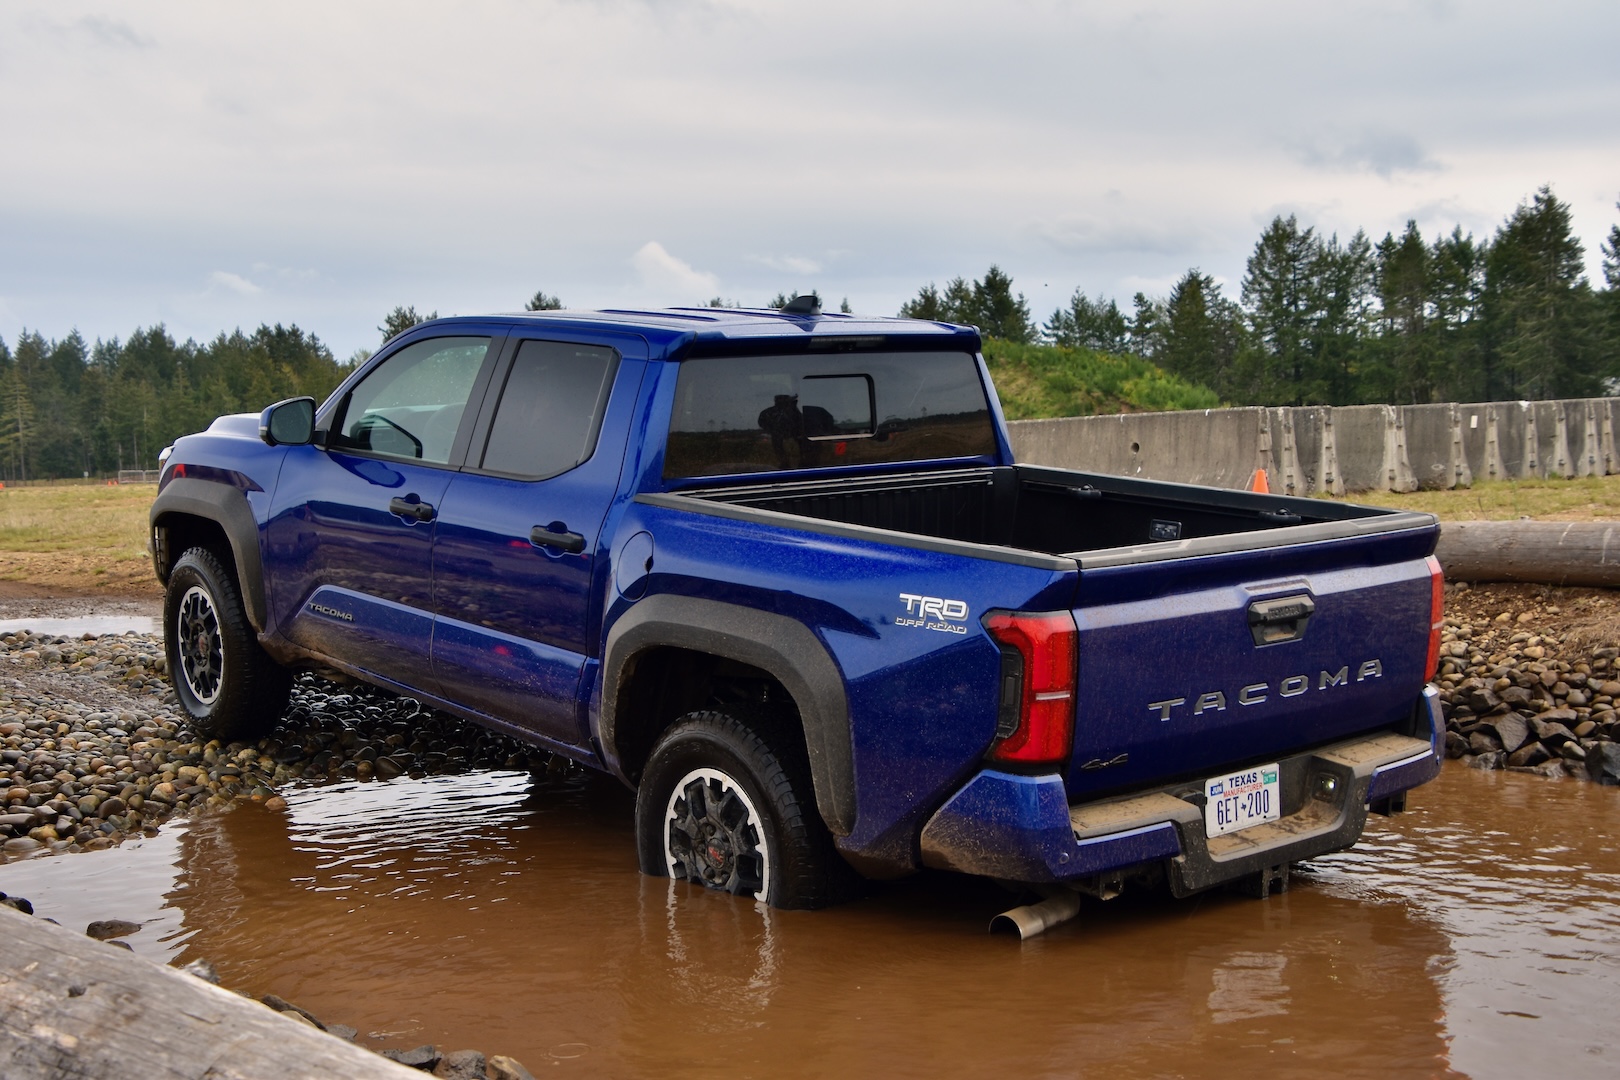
151 301 1445 923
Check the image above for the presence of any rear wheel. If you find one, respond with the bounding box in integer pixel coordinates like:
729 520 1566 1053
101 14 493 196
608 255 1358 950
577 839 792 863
636 710 856 910
164 547 291 742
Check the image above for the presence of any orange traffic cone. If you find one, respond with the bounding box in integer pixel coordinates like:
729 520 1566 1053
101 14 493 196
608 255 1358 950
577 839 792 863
1249 469 1270 494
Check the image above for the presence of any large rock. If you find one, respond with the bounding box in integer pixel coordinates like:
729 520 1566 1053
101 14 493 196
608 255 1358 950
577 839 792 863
488 1057 538 1080
1486 715 1531 753
1507 742 1551 768
1592 743 1620 785
434 1050 486 1080
1532 716 1577 745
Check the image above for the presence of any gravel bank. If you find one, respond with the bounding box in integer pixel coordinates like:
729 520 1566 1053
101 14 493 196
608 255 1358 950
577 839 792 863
1437 583 1620 782
0 629 557 858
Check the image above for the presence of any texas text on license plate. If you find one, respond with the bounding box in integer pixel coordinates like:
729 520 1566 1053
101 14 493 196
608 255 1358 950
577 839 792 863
1204 763 1280 838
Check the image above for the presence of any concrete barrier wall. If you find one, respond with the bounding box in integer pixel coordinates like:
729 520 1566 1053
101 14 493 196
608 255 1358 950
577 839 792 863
1006 396 1620 494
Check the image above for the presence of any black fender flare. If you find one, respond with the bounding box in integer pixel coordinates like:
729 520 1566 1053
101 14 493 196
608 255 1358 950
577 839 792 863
150 477 268 633
601 594 856 837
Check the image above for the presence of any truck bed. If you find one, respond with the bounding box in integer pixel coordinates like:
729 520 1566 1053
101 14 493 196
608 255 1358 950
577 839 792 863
676 463 1433 563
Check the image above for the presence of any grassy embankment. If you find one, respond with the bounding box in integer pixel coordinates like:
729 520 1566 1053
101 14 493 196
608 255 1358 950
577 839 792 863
982 339 1221 420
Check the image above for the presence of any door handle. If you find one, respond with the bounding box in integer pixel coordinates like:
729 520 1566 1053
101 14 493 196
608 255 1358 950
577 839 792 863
389 496 435 522
530 526 585 553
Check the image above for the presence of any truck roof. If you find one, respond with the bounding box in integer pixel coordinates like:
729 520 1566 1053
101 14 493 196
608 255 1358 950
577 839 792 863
415 307 982 359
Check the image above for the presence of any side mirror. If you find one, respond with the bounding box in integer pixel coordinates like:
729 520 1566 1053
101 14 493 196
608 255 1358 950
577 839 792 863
260 397 316 447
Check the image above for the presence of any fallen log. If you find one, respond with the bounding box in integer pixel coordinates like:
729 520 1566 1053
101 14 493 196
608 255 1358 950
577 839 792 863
0 904 418 1080
1435 521 1620 587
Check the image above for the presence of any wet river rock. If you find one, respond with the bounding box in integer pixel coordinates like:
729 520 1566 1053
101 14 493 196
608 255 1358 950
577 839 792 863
1437 586 1620 784
0 629 554 857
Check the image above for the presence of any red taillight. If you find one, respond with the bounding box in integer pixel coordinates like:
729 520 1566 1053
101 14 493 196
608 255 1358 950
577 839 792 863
1424 555 1445 681
984 610 1078 768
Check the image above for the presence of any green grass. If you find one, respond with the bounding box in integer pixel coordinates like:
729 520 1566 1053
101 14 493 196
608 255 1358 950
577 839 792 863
0 484 153 553
1331 473 1620 522
983 339 1221 420
0 484 157 593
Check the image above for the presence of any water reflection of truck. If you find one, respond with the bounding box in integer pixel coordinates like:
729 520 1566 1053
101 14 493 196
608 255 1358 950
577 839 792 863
150 299 1445 926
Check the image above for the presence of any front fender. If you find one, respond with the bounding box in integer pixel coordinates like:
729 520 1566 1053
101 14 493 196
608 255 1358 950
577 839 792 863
150 476 268 633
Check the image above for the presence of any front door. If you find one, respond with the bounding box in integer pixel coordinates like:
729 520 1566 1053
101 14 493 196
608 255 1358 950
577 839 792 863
265 332 500 692
431 333 644 747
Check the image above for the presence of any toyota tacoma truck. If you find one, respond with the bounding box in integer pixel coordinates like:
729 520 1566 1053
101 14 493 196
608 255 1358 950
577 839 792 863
150 300 1445 920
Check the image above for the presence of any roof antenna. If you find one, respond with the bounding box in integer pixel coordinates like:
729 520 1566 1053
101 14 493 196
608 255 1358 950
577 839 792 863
780 294 823 316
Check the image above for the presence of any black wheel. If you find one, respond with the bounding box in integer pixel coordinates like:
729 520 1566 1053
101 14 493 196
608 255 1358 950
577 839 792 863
164 547 291 742
635 710 858 910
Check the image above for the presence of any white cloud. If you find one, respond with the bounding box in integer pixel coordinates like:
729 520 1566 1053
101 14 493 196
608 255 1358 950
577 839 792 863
749 254 823 276
630 242 720 301
208 271 262 296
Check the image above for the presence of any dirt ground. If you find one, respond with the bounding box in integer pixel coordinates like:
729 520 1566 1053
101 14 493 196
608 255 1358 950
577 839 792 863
1442 580 1620 652
0 575 160 621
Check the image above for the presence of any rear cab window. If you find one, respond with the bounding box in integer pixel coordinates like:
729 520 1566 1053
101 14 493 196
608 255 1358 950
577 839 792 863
664 350 997 479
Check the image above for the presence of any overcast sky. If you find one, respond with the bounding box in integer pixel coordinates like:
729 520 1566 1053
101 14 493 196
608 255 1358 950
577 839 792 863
2 0 1616 361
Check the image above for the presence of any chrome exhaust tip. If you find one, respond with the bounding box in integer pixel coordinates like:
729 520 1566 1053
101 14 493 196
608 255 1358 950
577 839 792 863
989 890 1081 940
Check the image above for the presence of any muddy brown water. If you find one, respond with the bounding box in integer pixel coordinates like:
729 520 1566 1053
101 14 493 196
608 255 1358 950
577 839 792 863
3 762 1618 1079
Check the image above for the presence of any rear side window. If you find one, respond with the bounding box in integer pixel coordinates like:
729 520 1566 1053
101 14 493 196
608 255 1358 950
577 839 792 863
664 351 996 478
479 339 618 478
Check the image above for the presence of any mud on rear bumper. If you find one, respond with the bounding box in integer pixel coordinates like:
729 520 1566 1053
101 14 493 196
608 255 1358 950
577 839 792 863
918 686 1443 895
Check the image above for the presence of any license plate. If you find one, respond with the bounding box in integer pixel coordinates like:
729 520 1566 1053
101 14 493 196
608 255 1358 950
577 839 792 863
1204 763 1280 838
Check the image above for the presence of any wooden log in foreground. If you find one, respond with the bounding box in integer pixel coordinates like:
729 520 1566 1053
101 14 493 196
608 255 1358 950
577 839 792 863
0 905 418 1080
1436 521 1620 587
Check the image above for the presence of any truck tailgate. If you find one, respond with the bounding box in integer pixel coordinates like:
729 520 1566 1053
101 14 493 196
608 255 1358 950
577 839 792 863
1063 528 1437 801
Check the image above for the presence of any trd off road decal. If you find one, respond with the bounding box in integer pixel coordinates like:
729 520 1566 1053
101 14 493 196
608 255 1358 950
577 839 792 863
896 593 969 635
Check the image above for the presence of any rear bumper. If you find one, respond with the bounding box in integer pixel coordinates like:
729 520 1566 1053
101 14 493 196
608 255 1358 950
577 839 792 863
918 686 1443 892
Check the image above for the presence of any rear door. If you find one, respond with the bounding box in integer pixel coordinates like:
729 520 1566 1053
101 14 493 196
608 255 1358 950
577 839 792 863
265 331 502 692
429 331 647 747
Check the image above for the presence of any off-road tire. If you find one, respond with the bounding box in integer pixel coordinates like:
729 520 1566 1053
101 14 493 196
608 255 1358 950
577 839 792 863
164 547 291 742
636 710 859 910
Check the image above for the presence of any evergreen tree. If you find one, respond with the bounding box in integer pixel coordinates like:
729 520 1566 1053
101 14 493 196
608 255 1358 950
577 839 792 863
1428 227 1488 402
1481 186 1597 399
1153 271 1244 400
1313 230 1377 405
525 290 562 311
971 266 1034 343
1241 215 1321 405
898 283 945 321
902 268 1031 341
1370 222 1434 403
1045 290 1129 352
379 305 436 344
1128 292 1163 358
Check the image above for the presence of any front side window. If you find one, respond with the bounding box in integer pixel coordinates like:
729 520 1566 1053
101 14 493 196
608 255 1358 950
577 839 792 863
479 339 618 478
664 351 997 478
329 337 490 464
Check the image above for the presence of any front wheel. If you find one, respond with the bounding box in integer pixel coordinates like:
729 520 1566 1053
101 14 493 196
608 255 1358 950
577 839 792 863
164 547 291 742
635 710 856 910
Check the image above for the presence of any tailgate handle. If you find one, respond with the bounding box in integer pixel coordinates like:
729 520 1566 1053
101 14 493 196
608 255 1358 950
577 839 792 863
1248 595 1315 645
